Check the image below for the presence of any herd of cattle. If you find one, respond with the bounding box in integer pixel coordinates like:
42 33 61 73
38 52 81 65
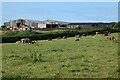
16 31 118 44
74 31 118 42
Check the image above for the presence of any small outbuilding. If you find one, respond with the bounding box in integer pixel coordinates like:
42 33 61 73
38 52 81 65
21 38 31 44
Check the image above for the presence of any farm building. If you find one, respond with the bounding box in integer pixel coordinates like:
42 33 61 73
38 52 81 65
3 19 114 29
3 19 69 29
67 23 113 28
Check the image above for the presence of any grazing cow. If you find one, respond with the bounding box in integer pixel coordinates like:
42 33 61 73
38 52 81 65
75 39 79 41
32 41 36 44
63 36 67 39
106 35 117 43
31 40 37 44
21 38 31 44
96 32 99 35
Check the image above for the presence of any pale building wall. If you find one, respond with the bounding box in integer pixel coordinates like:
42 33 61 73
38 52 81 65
38 23 46 28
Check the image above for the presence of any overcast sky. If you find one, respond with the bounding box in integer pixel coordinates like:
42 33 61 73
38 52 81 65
1 2 118 25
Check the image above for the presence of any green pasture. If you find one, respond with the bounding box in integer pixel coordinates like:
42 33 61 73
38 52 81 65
2 33 119 78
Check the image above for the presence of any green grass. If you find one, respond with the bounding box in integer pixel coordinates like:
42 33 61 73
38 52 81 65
2 33 119 78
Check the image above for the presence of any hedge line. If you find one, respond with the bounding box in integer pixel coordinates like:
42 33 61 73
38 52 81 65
2 29 120 43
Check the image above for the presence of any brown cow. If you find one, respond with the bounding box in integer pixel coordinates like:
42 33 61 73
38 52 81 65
106 35 117 42
32 40 38 44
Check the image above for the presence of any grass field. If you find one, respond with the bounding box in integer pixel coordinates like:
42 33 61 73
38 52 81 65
2 33 119 78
